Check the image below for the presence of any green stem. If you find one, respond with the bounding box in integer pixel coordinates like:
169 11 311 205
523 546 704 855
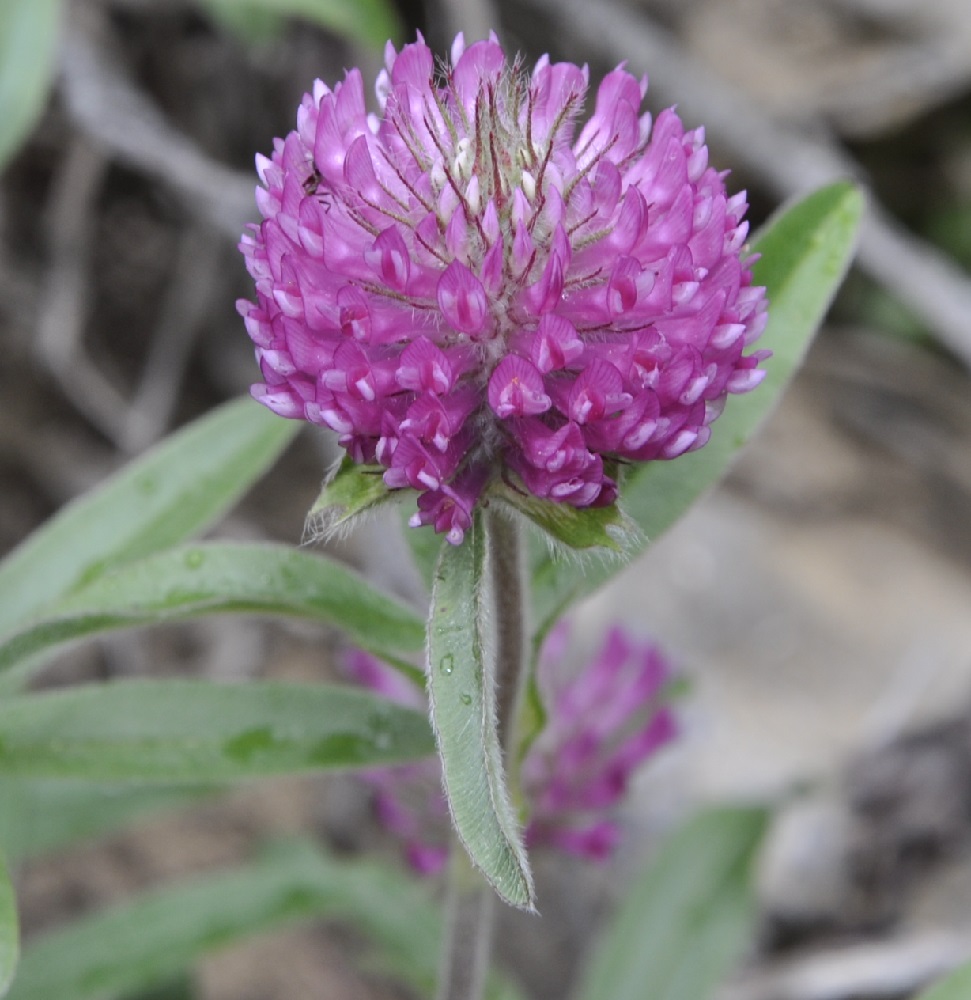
435 510 528 1000
490 511 527 757
435 844 496 1000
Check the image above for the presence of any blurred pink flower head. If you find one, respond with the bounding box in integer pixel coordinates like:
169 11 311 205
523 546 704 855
239 33 768 544
343 623 677 873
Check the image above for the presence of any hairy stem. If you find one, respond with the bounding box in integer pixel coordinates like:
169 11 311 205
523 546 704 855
435 844 497 1000
435 510 528 1000
490 510 527 756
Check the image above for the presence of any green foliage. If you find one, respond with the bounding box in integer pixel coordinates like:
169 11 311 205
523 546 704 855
577 806 768 1000
4 842 439 1000
196 0 286 44
426 512 534 910
0 398 298 643
0 849 16 999
0 181 862 996
491 478 638 553
0 542 425 685
121 976 196 1000
195 0 402 49
307 457 400 542
0 680 434 782
914 960 971 1000
0 0 61 173
531 181 865 632
0 779 210 866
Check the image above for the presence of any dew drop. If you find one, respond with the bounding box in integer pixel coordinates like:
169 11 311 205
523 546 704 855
459 692 472 706
184 549 204 569
369 711 392 750
439 653 454 676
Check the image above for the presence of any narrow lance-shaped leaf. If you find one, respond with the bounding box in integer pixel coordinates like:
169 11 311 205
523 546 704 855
0 397 299 640
915 961 971 1000
193 0 402 49
0 0 61 172
531 182 865 633
0 542 425 685
577 806 768 1000
5 845 435 1000
0 847 17 999
5 840 524 1000
0 779 211 866
427 511 534 910
0 681 434 782
194 0 285 44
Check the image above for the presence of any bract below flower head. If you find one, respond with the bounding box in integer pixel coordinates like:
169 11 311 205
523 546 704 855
239 32 768 544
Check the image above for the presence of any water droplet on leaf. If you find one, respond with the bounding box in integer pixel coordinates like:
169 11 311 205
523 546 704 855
369 711 392 750
439 653 454 676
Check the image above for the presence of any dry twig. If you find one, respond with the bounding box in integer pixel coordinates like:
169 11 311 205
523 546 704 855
35 133 135 445
58 1 254 240
122 224 222 451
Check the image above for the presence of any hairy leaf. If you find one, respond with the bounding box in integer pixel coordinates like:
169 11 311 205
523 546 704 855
0 681 434 781
0 543 424 685
306 457 399 543
577 806 768 1000
426 512 534 909
0 398 298 641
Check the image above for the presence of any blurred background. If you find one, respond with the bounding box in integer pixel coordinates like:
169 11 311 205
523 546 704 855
3 0 971 997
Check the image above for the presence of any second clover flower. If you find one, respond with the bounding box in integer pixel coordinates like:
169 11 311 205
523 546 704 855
343 621 678 873
239 32 769 544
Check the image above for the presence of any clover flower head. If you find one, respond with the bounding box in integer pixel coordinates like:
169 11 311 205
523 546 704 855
239 33 768 544
342 623 676 872
521 622 676 859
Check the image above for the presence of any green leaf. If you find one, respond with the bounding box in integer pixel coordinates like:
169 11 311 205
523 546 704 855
531 181 865 631
0 779 211 866
194 0 402 49
915 960 971 1000
0 848 16 999
0 542 425 685
122 975 196 1000
4 843 440 1000
6 835 523 1000
0 680 434 781
0 0 61 173
197 0 285 45
307 461 450 611
577 806 768 1000
0 398 299 642
306 457 399 543
491 478 638 553
426 512 534 910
